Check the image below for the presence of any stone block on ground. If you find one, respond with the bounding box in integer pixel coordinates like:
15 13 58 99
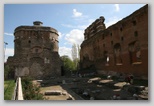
44 90 62 95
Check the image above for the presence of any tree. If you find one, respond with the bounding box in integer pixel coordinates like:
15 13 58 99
4 65 10 80
71 44 79 71
60 55 75 72
77 44 80 60
72 44 77 60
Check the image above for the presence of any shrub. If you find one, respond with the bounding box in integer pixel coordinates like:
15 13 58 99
22 77 44 100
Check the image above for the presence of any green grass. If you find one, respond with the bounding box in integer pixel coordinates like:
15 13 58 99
4 80 15 100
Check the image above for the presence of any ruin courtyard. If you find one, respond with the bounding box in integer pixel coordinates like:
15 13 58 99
33 74 148 100
5 4 148 100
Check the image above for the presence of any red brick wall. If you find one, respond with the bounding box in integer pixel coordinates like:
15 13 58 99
80 5 148 78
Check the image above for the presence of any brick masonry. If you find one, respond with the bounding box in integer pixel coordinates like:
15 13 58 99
80 5 148 78
7 21 62 79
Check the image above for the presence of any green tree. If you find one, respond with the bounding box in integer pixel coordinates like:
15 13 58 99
60 55 75 72
4 65 10 80
72 44 80 71
77 44 80 60
72 44 77 61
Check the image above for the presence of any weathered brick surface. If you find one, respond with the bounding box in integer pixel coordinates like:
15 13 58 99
7 21 62 79
80 5 148 78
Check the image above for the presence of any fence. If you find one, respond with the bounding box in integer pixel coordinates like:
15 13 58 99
12 77 24 100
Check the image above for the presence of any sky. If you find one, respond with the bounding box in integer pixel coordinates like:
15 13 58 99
4 4 146 62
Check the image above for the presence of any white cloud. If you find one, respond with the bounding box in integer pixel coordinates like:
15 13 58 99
4 32 13 36
77 25 87 29
73 9 82 17
5 48 14 56
62 24 87 29
105 17 121 28
62 19 94 30
114 4 120 12
4 48 14 62
58 32 63 39
65 29 84 46
59 46 72 59
62 24 75 28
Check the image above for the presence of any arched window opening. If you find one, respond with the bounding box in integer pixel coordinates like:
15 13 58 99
134 31 138 37
104 51 109 66
111 41 113 45
28 40 31 43
132 20 136 26
120 27 123 32
114 43 123 65
110 33 112 36
129 41 142 64
121 37 124 41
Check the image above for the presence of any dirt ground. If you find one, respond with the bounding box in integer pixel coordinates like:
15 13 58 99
33 76 148 100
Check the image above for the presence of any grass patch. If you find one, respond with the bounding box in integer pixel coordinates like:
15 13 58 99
4 80 15 100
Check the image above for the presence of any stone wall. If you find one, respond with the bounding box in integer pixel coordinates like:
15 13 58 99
80 4 148 78
7 21 62 79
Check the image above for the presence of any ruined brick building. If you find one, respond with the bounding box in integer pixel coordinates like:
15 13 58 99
80 5 148 78
7 21 61 79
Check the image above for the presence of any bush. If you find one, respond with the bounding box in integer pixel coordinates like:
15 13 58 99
22 77 44 100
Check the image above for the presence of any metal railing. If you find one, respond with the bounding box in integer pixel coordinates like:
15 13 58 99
12 77 24 100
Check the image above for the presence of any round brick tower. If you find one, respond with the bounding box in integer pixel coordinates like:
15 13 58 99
7 21 62 79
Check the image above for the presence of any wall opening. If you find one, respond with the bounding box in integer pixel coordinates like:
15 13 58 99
134 31 138 37
129 41 142 64
111 41 113 45
120 27 123 32
28 40 31 43
121 37 124 41
132 20 136 26
110 33 112 36
103 44 105 47
102 35 104 39
114 43 123 65
104 51 109 66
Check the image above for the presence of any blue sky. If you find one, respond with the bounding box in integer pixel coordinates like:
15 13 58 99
4 4 146 62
